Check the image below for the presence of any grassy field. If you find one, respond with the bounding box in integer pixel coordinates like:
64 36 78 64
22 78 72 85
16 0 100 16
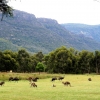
0 73 100 100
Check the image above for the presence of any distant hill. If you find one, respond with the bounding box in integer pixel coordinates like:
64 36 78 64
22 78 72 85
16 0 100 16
61 23 100 42
0 10 100 53
0 38 19 51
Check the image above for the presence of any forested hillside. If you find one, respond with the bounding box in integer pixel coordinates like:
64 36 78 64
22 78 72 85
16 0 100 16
0 10 100 53
61 23 100 42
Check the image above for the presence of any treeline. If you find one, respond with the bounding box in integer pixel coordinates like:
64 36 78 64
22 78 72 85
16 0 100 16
0 46 100 74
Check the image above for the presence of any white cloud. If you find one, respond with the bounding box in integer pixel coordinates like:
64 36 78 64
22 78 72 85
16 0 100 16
8 0 100 25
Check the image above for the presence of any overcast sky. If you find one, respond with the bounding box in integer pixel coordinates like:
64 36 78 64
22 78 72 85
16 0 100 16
9 0 100 25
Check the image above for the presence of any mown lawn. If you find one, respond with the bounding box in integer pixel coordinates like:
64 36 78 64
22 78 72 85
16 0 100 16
0 74 100 100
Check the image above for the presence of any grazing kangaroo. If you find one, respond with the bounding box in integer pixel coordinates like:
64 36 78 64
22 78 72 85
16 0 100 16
32 77 39 82
88 78 92 81
30 82 37 87
58 76 64 80
0 81 5 86
9 77 13 81
51 77 57 81
9 77 20 82
62 81 71 87
28 77 32 82
52 84 56 87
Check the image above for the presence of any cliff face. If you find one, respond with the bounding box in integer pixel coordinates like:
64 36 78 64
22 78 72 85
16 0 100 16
0 10 100 53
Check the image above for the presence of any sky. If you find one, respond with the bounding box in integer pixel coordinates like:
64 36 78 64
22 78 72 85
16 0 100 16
8 0 100 25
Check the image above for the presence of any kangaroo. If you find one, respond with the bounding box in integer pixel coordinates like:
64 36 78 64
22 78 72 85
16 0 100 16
88 78 92 81
58 76 64 80
52 84 56 87
0 81 5 86
30 82 37 87
62 81 71 87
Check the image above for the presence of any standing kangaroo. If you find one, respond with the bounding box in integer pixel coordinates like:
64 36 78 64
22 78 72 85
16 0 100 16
62 81 71 87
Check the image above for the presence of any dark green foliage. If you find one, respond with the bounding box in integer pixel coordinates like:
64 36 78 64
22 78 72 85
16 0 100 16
44 46 98 74
17 49 30 72
45 46 74 73
0 47 100 74
94 51 100 74
78 50 94 74
36 62 45 74
0 50 18 71
0 0 13 21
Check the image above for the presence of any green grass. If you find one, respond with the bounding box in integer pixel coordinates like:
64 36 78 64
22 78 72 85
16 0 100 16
0 74 100 100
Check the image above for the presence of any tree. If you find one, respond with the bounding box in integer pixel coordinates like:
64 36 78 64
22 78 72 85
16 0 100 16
36 62 45 74
55 49 72 73
1 50 18 72
69 48 80 74
78 50 93 74
46 51 56 73
94 51 100 74
0 51 4 71
35 52 44 62
45 46 74 73
0 0 13 21
17 49 30 72
29 55 40 72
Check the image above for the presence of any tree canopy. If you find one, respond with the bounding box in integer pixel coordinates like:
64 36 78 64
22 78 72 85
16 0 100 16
0 0 13 20
0 47 100 74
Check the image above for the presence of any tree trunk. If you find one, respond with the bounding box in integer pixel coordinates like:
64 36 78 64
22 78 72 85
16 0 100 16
95 60 100 74
96 66 99 74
